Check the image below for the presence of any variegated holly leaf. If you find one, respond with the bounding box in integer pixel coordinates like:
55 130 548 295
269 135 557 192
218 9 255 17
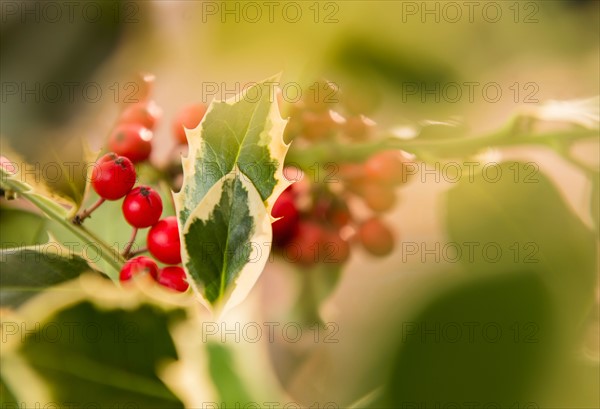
174 76 291 227
1 167 124 279
0 246 92 308
0 136 96 215
174 77 290 313
181 170 272 314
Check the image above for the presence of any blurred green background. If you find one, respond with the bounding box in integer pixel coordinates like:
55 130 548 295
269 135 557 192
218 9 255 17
1 1 599 408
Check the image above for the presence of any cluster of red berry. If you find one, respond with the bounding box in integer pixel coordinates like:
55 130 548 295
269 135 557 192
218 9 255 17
74 75 210 292
272 80 411 265
105 74 208 165
79 152 187 292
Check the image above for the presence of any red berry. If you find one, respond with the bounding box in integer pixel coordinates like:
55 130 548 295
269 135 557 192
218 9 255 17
118 100 161 130
147 216 182 264
133 72 155 103
172 103 208 144
358 218 394 257
91 153 136 200
364 150 408 186
272 190 299 245
344 115 375 140
360 184 397 213
285 222 325 265
322 230 350 264
122 186 163 228
329 202 352 228
119 256 159 282
300 110 338 141
339 163 366 185
108 124 153 163
157 266 189 292
283 166 304 184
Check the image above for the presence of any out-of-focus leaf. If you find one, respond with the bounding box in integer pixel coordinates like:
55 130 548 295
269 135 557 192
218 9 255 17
446 161 597 325
533 358 600 408
379 272 555 408
0 376 17 405
207 342 254 406
1 136 95 213
0 207 48 248
591 175 599 233
7 291 185 408
0 247 92 308
0 167 70 219
0 167 124 278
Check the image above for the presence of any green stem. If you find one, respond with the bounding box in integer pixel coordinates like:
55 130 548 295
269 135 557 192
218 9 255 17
0 171 124 280
286 125 598 170
27 193 124 278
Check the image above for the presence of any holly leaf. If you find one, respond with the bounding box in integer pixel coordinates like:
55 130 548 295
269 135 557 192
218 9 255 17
0 167 71 220
0 137 95 215
379 272 556 408
0 247 93 308
0 207 49 249
591 176 599 233
446 161 597 326
174 77 290 313
1 167 125 279
1 276 186 408
174 76 290 226
181 171 272 313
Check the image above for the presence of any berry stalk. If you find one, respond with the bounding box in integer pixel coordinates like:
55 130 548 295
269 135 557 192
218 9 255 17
122 227 139 259
73 197 105 225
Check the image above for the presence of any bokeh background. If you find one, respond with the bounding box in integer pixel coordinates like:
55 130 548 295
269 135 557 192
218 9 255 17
1 1 599 408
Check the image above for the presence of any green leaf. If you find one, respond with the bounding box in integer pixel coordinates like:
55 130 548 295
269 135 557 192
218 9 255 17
0 137 94 213
11 300 184 408
445 161 597 325
0 167 125 279
174 76 291 312
0 207 49 248
591 175 599 233
0 376 17 405
181 171 272 312
207 342 254 406
174 76 290 228
0 247 92 308
379 272 556 408
1 167 71 219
